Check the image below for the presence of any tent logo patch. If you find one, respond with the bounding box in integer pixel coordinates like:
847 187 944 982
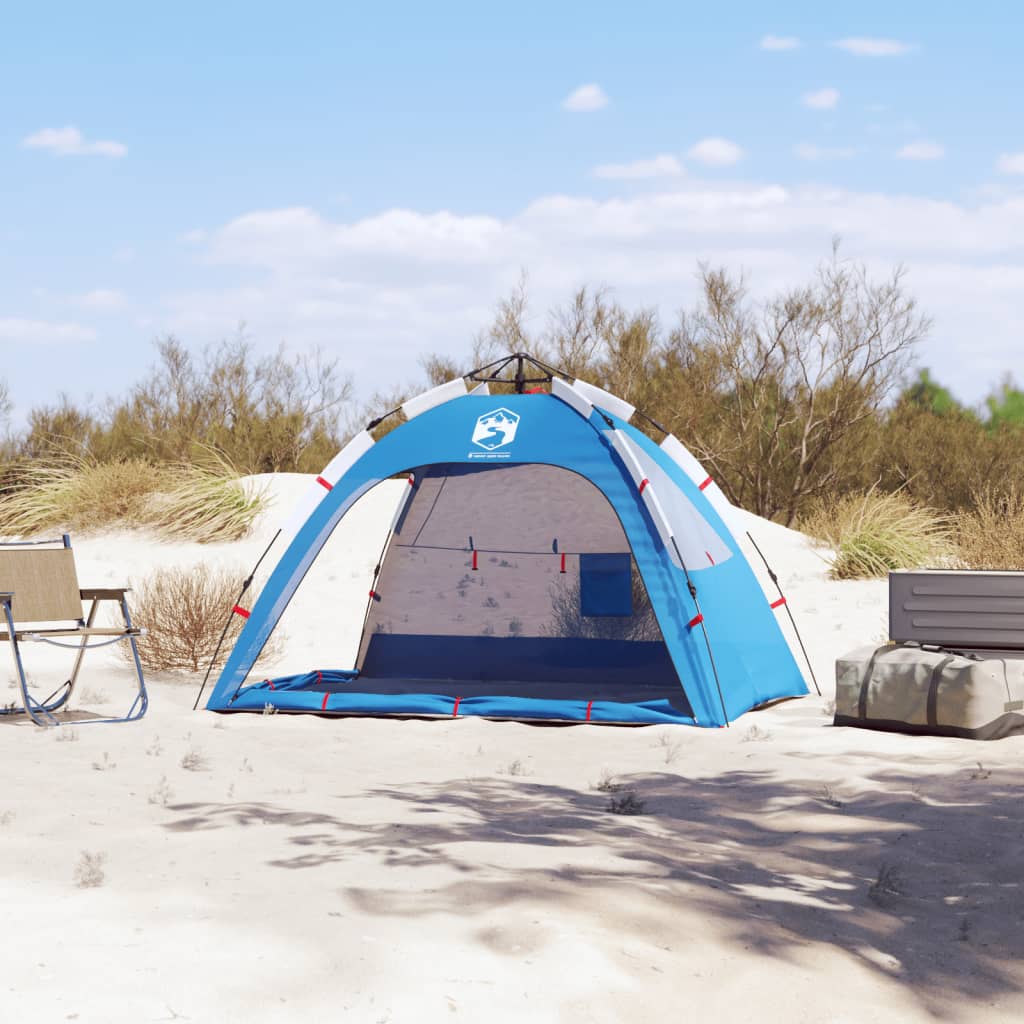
471 408 520 451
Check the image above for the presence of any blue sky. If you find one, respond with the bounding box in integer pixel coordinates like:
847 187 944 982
3 1 1023 425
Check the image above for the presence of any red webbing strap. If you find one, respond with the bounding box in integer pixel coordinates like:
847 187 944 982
321 691 329 711
585 700 593 722
770 596 786 609
698 476 712 491
316 476 333 491
560 553 566 573
638 478 650 494
687 613 704 629
266 680 275 691
232 604 251 619
471 550 478 570
407 475 415 487
452 696 462 717
706 550 715 565
368 589 378 599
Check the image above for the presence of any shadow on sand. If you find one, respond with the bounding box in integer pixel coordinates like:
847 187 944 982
165 761 1024 1015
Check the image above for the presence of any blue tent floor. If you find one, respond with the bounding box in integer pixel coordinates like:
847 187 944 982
222 669 699 725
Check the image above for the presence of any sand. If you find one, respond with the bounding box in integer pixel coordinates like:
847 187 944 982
2 476 1023 1023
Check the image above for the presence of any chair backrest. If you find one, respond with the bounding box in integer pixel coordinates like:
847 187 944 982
0 541 84 624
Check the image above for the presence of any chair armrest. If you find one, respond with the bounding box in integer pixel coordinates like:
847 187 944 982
80 587 131 600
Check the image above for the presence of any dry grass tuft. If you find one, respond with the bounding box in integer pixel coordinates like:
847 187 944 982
0 452 264 542
955 487 1024 570
123 563 281 674
801 489 953 580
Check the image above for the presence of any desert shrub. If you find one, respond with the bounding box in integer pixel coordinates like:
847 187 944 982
801 489 952 580
73 850 107 888
20 335 351 473
122 563 281 674
873 401 1024 512
956 488 1024 570
0 454 263 541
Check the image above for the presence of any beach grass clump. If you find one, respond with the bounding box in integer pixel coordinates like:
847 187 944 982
0 452 264 542
801 489 952 580
123 563 279 674
955 487 1024 570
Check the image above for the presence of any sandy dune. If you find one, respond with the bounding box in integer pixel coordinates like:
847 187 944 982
2 476 1022 1023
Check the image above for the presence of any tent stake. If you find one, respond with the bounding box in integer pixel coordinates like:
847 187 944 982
745 530 821 696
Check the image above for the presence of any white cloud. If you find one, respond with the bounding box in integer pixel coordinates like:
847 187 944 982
562 83 609 112
162 180 1024 408
794 143 856 161
74 289 126 311
21 125 127 158
0 319 97 344
593 154 684 180
997 152 1024 175
833 37 913 57
802 88 840 110
760 34 800 51
897 141 945 161
687 138 745 167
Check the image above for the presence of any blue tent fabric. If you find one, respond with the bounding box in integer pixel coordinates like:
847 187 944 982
206 390 807 725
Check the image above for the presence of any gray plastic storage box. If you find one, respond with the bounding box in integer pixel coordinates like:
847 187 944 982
889 569 1024 651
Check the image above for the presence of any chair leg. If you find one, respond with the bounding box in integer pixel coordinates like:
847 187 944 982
2 601 58 726
119 595 149 721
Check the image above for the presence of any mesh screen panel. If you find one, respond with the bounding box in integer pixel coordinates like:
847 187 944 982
354 463 688 710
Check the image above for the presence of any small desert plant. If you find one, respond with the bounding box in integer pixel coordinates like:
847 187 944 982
77 687 109 706
180 747 208 772
0 810 13 825
91 751 116 772
968 761 991 780
822 698 836 717
956 487 1024 570
145 735 163 757
262 703 278 716
121 563 281 673
74 850 107 888
820 783 844 808
655 733 683 764
868 862 904 903
54 727 79 743
498 758 529 776
742 724 772 742
607 790 646 815
148 776 174 806
801 488 952 580
593 769 622 793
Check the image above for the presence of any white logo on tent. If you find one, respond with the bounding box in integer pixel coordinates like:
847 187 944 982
472 408 520 450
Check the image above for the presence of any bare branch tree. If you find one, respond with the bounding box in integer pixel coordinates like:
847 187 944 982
660 252 929 524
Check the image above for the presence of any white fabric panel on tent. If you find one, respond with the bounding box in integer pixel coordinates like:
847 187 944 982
659 434 736 532
551 377 594 420
401 378 467 420
573 378 636 422
614 432 732 571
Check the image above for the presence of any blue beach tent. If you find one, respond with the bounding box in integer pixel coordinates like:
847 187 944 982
204 355 808 726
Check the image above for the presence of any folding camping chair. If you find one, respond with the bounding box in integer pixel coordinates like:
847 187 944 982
0 534 148 726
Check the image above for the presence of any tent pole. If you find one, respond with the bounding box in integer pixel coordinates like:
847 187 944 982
193 529 281 711
670 536 730 728
745 530 821 696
